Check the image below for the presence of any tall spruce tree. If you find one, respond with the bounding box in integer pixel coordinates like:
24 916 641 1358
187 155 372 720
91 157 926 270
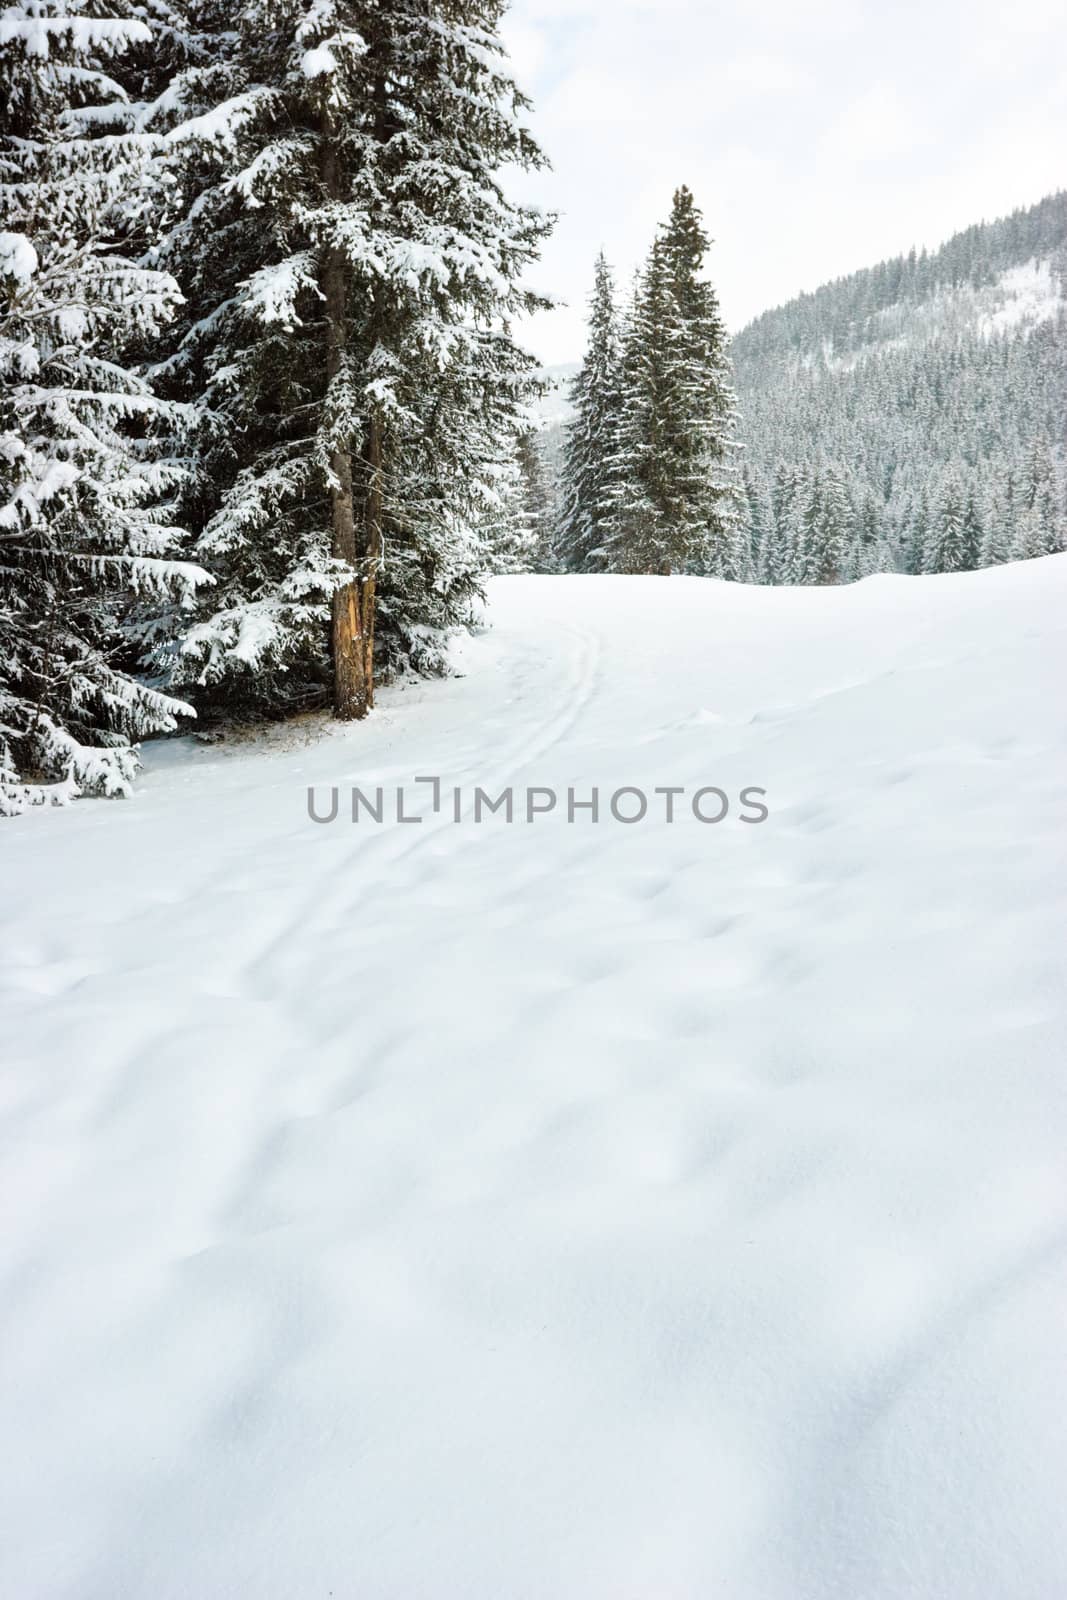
600 249 676 573
925 477 979 573
515 428 556 572
485 427 557 575
149 0 551 719
766 462 800 583
0 3 207 815
658 185 741 577
557 251 621 572
812 467 850 584
741 466 770 581
603 188 740 576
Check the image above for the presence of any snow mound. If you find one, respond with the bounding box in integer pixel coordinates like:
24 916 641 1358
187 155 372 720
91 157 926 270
0 230 37 288
3 558 1067 1597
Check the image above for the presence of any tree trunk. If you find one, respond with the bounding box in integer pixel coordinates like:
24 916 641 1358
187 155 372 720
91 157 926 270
360 410 383 708
321 117 369 720
353 48 391 713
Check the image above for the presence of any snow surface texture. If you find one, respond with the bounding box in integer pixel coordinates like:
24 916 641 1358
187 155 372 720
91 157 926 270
3 561 1067 1598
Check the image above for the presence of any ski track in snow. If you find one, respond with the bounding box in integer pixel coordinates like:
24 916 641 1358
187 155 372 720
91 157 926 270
245 615 601 992
3 562 1067 1599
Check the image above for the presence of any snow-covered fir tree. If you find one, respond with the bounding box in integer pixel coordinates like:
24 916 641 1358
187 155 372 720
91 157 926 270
0 3 207 816
740 466 770 581
515 427 556 572
923 477 979 573
556 251 621 572
147 0 551 718
657 185 741 577
600 246 677 574
483 426 557 574
602 189 740 576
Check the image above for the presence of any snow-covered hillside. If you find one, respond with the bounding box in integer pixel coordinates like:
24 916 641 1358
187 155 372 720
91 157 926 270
781 256 1063 375
730 192 1067 580
4 561 1067 1597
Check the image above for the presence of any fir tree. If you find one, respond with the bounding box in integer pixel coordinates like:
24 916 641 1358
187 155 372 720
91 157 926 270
906 491 932 574
152 0 551 718
557 251 621 573
741 466 770 582
659 185 741 577
980 467 1016 567
482 427 556 575
0 3 207 815
793 469 821 585
515 428 556 573
601 246 676 574
925 478 979 573
765 462 800 583
482 450 535 575
853 490 883 577
811 467 850 584
603 189 740 576
959 491 984 571
1014 485 1064 559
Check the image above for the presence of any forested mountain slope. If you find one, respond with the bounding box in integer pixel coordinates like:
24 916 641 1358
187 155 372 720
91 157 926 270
731 192 1067 579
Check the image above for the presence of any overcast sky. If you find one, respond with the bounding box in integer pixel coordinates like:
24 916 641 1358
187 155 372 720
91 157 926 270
501 0 1066 365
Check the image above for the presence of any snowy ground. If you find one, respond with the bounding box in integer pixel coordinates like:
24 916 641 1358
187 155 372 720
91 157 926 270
3 559 1067 1598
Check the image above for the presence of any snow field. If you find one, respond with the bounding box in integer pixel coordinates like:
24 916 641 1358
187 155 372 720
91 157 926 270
3 561 1067 1597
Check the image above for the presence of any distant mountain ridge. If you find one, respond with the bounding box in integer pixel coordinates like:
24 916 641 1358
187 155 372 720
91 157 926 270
732 192 1067 371
539 192 1066 580
729 191 1066 580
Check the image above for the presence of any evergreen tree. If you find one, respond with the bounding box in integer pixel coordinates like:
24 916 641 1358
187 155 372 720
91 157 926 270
557 252 621 573
906 491 931 574
741 466 770 582
925 478 979 573
766 462 800 583
482 451 535 575
980 467 1016 567
811 467 850 584
515 428 556 573
960 490 984 571
786 469 817 584
603 188 740 576
1014 484 1064 559
482 428 555 575
659 185 741 577
1 3 206 815
152 0 551 718
601 246 677 573
1022 440 1055 513
851 489 882 577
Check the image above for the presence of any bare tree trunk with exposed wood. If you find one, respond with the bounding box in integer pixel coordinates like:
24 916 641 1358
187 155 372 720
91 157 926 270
360 410 382 706
321 112 370 719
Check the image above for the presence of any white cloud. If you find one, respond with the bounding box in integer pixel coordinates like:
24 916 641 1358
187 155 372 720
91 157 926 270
504 0 1065 363
821 84 933 166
